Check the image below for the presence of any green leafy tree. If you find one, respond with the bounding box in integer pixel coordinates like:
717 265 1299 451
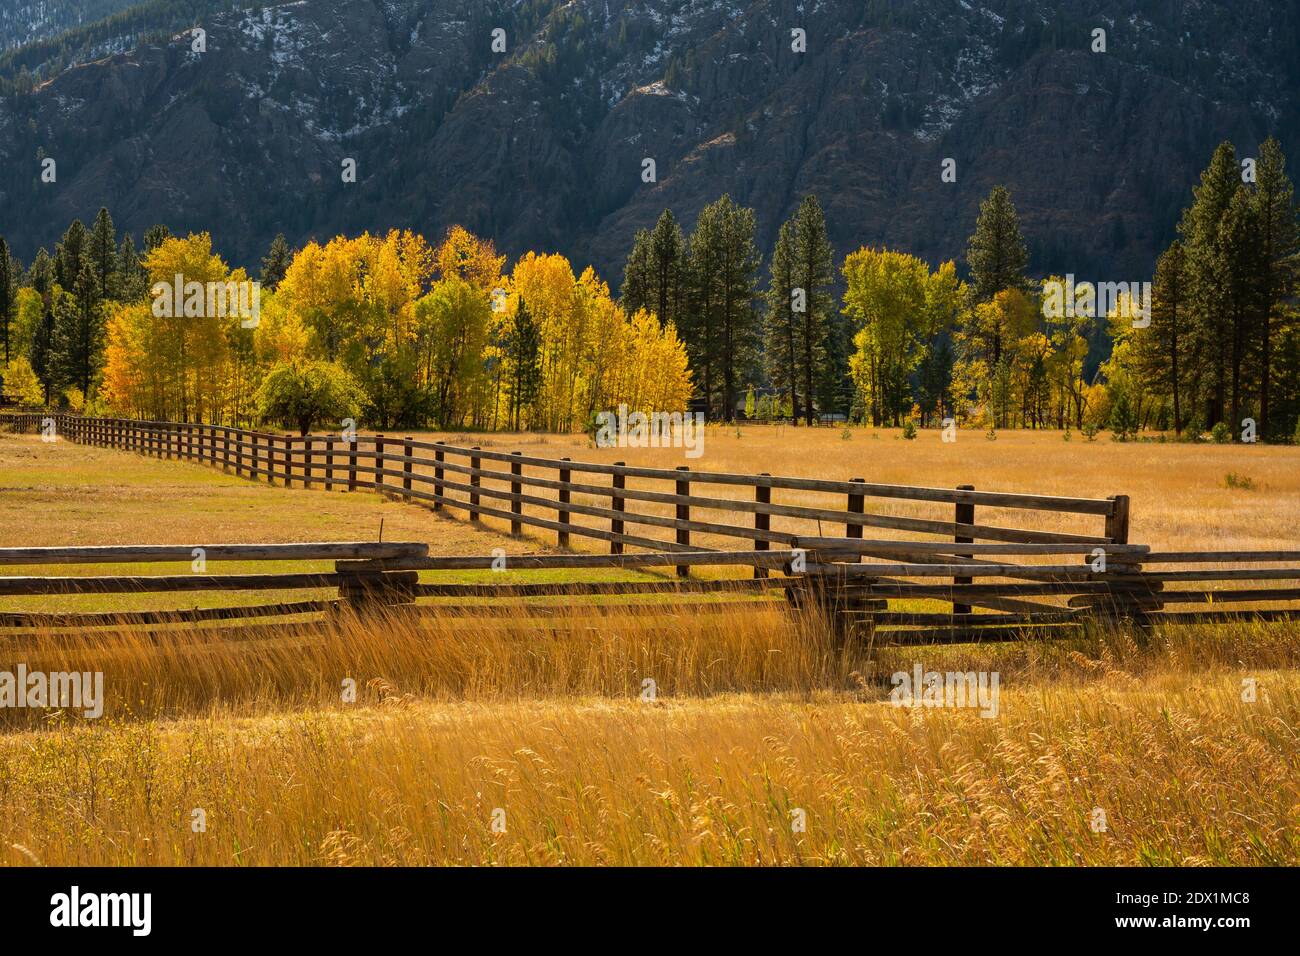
254 360 364 435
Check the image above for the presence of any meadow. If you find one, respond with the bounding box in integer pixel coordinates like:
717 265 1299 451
0 426 1296 866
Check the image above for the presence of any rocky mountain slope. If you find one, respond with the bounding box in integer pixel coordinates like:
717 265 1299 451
1 0 1296 285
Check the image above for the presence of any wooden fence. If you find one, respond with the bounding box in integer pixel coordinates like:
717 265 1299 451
2 412 1297 643
0 412 1132 554
0 542 813 637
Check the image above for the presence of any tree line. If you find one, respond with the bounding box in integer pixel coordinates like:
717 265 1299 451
2 136 1296 441
0 219 691 435
621 137 1299 441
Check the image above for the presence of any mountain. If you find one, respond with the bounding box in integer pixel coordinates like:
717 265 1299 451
1 0 1297 288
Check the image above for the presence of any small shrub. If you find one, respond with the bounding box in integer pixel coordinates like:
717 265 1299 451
901 420 917 440
841 425 852 441
1211 421 1232 444
985 426 997 441
1224 472 1255 490
1082 423 1099 442
1062 428 1072 442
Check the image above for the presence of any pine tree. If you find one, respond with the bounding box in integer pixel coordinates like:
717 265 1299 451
966 185 1028 311
116 234 149 301
1178 141 1239 426
261 233 292 290
503 298 542 431
28 289 57 405
687 195 760 421
764 219 800 423
1221 187 1260 431
143 224 171 252
648 209 685 330
620 228 653 315
1142 241 1191 434
51 259 105 397
1250 137 1300 438
55 219 87 291
89 207 117 300
791 195 835 424
0 237 13 366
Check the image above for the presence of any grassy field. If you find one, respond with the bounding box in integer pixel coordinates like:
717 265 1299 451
0 427 1296 866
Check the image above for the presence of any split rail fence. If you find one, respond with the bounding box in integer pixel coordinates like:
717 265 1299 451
2 412 1298 642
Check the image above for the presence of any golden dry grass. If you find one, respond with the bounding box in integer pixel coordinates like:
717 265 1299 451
0 427 1297 866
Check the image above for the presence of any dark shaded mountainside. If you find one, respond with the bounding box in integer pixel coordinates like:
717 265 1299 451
1 0 1297 286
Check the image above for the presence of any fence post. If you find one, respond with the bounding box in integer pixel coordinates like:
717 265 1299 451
304 435 314 489
1105 494 1130 544
222 427 231 472
675 466 690 577
755 473 771 579
434 442 445 511
469 447 481 521
953 484 975 616
557 458 572 547
611 462 626 554
510 451 522 536
402 437 413 500
374 435 385 492
847 477 865 539
325 436 335 491
347 432 358 491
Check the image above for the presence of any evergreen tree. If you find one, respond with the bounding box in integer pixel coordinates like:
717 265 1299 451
261 232 292 290
28 289 57 405
143 223 171 252
648 209 685 330
1141 241 1191 434
1221 187 1260 430
89 206 117 300
116 234 149 301
1250 137 1300 438
1178 140 1239 426
686 195 761 421
0 237 12 365
503 298 542 431
51 259 105 396
966 185 1029 310
763 219 800 423
791 195 836 424
55 219 87 291
620 228 653 315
